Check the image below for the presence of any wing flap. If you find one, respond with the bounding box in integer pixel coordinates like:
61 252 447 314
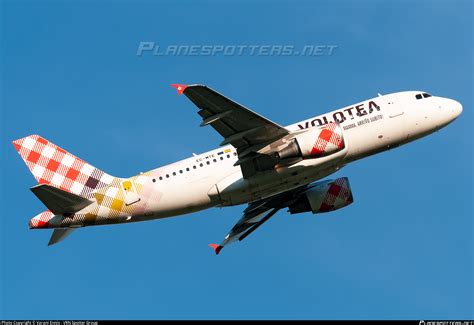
237 208 279 242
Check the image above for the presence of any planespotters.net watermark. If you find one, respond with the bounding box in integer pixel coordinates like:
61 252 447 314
136 42 338 57
419 321 474 325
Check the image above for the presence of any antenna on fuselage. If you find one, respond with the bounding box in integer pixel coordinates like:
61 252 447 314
377 93 383 97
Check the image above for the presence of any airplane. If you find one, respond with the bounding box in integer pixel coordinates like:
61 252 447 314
12 84 462 253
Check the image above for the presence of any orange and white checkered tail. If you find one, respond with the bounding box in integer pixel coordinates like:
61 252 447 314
13 135 116 199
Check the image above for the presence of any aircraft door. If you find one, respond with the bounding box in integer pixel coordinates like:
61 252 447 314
387 93 405 118
121 180 141 206
384 93 408 146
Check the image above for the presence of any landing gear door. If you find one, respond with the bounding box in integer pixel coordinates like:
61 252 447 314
122 180 141 206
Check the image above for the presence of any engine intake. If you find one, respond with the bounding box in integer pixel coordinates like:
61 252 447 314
289 177 353 214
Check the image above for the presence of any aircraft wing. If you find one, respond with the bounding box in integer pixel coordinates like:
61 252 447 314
208 185 310 255
172 84 289 151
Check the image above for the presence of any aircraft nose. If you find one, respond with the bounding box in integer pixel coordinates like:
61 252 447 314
439 98 462 124
451 99 463 119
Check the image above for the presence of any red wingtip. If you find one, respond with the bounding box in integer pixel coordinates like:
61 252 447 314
208 243 223 255
171 84 188 95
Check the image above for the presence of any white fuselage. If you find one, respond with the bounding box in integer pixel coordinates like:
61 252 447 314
133 91 462 221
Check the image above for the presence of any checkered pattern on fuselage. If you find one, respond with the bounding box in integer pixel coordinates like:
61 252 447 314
14 135 165 229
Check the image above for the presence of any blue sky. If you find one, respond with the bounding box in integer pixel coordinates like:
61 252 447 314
1 0 472 320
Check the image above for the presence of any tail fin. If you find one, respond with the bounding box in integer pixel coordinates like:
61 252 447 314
13 135 115 198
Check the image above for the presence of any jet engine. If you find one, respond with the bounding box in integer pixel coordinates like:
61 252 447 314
238 123 346 177
278 122 345 160
288 177 353 214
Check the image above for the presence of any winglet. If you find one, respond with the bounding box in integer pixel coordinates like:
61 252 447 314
171 84 188 95
208 243 223 255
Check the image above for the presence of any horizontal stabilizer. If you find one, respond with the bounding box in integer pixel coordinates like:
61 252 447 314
30 184 93 215
48 228 75 246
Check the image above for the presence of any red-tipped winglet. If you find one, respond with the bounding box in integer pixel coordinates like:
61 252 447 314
171 84 188 95
208 243 223 255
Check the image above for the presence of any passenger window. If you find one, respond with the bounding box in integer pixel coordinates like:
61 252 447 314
206 161 210 165
200 163 203 167
415 94 422 100
159 176 163 180
186 168 189 172
220 157 224 160
193 165 197 169
179 170 183 174
172 172 176 176
213 159 217 163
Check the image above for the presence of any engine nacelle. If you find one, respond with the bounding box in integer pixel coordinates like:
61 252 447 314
278 122 345 160
288 177 354 214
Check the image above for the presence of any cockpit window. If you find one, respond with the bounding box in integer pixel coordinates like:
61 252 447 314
415 93 432 100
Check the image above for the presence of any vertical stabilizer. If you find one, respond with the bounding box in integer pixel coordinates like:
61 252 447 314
13 135 115 198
